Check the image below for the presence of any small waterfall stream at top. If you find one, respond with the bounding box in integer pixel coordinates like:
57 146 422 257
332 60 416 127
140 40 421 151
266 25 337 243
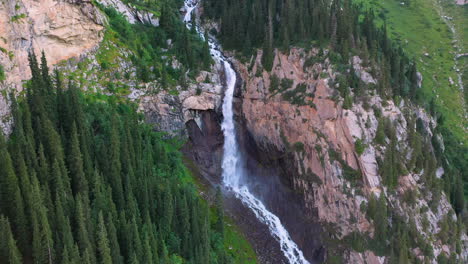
183 1 310 263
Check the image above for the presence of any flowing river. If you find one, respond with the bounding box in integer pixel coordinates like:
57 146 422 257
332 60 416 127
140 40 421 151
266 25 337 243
183 1 310 263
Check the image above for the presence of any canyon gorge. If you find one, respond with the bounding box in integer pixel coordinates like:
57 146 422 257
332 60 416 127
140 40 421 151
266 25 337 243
0 0 466 263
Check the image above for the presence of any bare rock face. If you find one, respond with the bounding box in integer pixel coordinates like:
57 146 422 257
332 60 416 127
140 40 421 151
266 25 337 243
352 56 376 84
0 0 105 133
233 48 467 263
0 0 105 88
236 49 372 238
138 68 224 138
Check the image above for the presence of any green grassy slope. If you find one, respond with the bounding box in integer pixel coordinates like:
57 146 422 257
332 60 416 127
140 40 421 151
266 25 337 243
437 0 468 109
357 0 466 142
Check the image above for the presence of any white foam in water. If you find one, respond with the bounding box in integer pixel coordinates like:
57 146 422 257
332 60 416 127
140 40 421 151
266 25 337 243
183 1 310 263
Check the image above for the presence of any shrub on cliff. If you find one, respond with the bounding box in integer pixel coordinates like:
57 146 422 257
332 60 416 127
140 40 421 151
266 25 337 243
0 64 5 82
354 138 366 156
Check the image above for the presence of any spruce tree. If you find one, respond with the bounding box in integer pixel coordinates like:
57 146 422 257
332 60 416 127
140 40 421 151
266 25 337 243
0 216 22 264
0 132 28 252
68 122 88 195
96 212 112 264
374 194 388 252
30 174 54 264
74 195 93 260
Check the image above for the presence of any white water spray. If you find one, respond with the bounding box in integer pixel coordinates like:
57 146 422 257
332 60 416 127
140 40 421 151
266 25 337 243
183 2 310 263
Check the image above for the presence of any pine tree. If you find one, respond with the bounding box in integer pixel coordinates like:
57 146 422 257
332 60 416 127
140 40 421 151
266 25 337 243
106 213 123 264
182 30 195 70
61 246 71 264
40 51 52 91
81 247 93 264
453 173 465 214
178 192 191 258
398 233 409 264
54 193 74 263
40 51 57 123
108 116 125 209
97 212 112 264
30 174 54 264
214 188 224 237
374 194 388 251
162 188 174 239
68 122 88 195
261 34 274 72
37 143 49 183
202 32 212 70
381 137 400 189
75 195 93 259
375 118 386 145
0 216 22 264
141 229 153 264
0 132 28 252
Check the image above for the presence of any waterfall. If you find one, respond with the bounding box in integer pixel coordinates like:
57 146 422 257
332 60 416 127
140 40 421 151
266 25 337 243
183 2 310 263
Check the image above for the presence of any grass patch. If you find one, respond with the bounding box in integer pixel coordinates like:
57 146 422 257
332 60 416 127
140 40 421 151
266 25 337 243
223 217 258 264
356 0 466 144
355 138 367 155
0 64 5 82
10 13 26 22
293 141 305 152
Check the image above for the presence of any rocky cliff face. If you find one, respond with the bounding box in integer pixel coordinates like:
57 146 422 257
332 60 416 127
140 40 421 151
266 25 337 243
0 0 105 132
139 69 224 138
0 0 209 135
232 48 467 263
0 0 105 87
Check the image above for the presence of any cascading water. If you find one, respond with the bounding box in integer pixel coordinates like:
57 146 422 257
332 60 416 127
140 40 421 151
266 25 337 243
183 1 310 263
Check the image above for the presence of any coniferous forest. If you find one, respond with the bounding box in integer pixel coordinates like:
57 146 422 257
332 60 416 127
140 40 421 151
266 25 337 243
204 0 419 101
0 53 229 264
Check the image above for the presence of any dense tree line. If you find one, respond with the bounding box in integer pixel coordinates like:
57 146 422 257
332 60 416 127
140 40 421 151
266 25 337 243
204 0 419 100
0 53 229 264
100 0 211 84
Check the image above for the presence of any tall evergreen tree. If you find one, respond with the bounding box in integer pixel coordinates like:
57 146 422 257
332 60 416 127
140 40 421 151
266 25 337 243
0 216 22 264
0 132 28 251
96 212 112 264
67 122 88 195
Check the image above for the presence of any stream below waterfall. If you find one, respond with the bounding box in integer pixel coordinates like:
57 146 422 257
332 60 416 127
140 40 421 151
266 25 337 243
183 1 310 263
